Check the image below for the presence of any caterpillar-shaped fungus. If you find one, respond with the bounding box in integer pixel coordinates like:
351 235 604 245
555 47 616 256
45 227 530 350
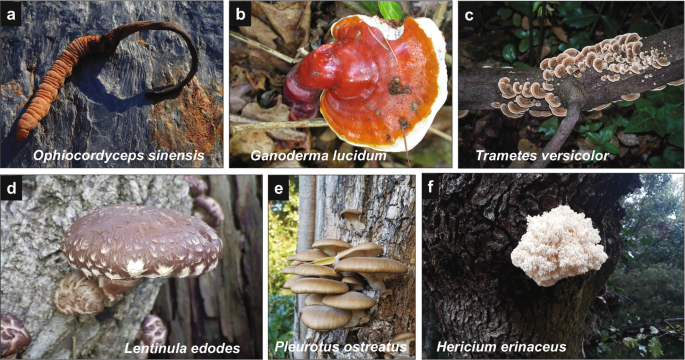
15 21 198 142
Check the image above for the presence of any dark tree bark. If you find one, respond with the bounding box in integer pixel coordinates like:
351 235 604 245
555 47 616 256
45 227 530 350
423 174 642 359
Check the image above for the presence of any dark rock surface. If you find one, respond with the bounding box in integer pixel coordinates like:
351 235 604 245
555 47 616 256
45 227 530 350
1 1 223 167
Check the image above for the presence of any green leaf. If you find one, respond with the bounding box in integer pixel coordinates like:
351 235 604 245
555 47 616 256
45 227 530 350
599 127 614 143
509 2 531 16
498 7 513 20
604 143 620 155
623 228 635 235
519 38 530 52
515 29 528 39
490 15 500 23
379 1 403 20
624 109 668 137
670 131 684 148
648 337 664 358
564 7 596 28
503 44 517 62
359 1 379 14
539 117 559 140
629 19 659 37
588 122 602 132
663 148 684 168
512 12 522 26
574 124 588 133
610 113 629 127
600 16 620 38
650 326 659 335
587 132 602 146
638 237 653 245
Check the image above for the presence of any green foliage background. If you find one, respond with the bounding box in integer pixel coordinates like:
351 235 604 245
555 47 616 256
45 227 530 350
268 176 299 358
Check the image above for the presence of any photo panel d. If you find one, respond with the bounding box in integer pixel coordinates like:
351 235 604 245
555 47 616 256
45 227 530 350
422 173 684 359
0 175 261 359
1 2 223 168
230 2 453 168
268 175 416 358
458 2 684 169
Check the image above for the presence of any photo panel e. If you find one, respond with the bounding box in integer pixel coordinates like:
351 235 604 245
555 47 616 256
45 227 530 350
230 2 453 168
268 175 416 358
0 175 261 359
422 173 684 359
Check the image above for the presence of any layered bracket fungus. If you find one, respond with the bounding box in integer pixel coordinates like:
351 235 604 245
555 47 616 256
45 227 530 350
300 305 352 331
335 257 408 297
511 205 608 286
15 21 198 142
137 314 168 360
284 15 448 152
1 313 31 359
55 204 223 315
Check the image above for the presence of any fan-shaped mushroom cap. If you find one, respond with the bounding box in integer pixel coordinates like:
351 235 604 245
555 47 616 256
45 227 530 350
1 313 31 359
300 305 352 330
391 332 416 356
539 58 549 70
312 239 352 256
542 69 554 81
61 205 223 281
294 264 341 278
334 258 408 296
508 101 527 113
337 242 384 260
290 260 303 266
288 249 328 262
621 93 640 101
530 83 546 99
340 209 365 231
342 276 364 290
545 94 561 108
282 266 298 274
323 291 376 310
53 271 105 316
283 275 305 289
305 294 326 306
542 82 554 91
500 103 523 118
550 106 567 117
290 278 349 294
458 110 469 118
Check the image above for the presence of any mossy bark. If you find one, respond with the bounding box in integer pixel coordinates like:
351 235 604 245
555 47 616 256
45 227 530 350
423 174 641 359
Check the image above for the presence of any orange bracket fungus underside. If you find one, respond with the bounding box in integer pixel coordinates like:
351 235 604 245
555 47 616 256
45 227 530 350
284 15 448 152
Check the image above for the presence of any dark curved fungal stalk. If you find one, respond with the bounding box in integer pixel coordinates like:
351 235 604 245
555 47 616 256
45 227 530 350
15 21 199 142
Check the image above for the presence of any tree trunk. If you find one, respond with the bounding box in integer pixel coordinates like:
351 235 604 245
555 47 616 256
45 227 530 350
293 175 317 359
304 175 416 359
423 174 641 359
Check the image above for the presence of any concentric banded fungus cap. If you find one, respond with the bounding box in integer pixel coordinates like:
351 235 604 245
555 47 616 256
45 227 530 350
312 239 352 256
283 275 305 289
290 278 349 294
337 242 384 260
61 205 223 280
322 292 376 310
1 313 31 359
294 264 341 278
284 15 448 152
305 294 326 306
334 257 408 296
53 271 105 316
287 249 328 262
300 305 352 330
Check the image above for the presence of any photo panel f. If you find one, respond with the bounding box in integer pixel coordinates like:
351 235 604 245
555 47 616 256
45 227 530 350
268 175 416 358
422 173 684 359
0 175 261 358
1 2 223 168
230 2 453 168
457 2 684 169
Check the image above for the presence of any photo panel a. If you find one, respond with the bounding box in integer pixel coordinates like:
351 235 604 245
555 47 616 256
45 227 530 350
1 2 223 168
457 2 684 169
0 175 261 358
422 173 684 359
230 2 453 168
268 175 416 358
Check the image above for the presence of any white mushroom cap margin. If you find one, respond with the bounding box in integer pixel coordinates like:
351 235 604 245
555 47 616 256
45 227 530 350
511 205 608 287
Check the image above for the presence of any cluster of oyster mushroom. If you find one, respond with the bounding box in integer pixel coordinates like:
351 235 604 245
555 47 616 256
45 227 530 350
282 239 408 332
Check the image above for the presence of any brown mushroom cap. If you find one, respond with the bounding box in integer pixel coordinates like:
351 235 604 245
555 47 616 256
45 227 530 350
294 264 341 278
290 278 349 294
336 242 383 260
282 266 298 274
323 292 376 310
305 294 326 306
61 205 223 281
335 257 408 274
300 305 352 330
312 239 352 256
283 275 305 289
139 314 167 359
288 249 328 262
1 313 31 359
392 332 416 343
53 271 105 316
290 260 303 266
342 276 364 288
340 209 365 231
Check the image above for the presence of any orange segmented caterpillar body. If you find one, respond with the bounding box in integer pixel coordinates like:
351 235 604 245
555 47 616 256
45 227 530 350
15 21 198 142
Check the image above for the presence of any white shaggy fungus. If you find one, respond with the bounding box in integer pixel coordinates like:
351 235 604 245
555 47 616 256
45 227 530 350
511 205 608 287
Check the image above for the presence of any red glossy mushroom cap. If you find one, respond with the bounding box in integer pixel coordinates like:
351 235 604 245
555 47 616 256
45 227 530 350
284 15 447 152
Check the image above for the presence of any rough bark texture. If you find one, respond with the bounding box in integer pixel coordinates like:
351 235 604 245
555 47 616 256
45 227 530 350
151 175 263 359
423 174 642 359
0 175 192 358
293 176 317 359
458 24 684 112
307 175 416 359
1 1 223 168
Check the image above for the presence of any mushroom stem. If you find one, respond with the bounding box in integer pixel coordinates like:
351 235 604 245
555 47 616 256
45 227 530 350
98 278 142 301
358 272 388 295
344 309 366 328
